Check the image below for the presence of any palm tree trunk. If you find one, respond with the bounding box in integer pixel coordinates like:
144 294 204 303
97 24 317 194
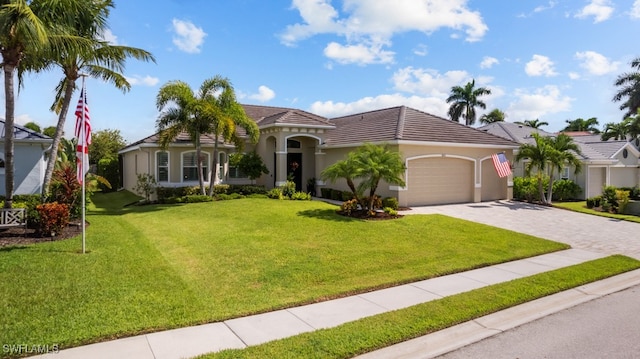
537 173 546 205
3 64 16 209
195 134 205 195
42 79 76 199
207 128 220 197
546 171 555 205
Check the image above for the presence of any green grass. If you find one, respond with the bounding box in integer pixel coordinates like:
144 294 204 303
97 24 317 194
554 201 640 223
205 255 640 359
0 192 569 355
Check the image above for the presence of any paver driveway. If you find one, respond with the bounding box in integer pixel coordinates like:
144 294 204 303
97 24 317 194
407 200 640 260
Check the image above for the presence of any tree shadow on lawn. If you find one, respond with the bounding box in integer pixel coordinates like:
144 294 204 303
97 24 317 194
296 208 361 222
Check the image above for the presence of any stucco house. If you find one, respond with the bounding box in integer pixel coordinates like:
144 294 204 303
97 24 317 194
0 121 53 196
478 122 640 199
119 105 519 207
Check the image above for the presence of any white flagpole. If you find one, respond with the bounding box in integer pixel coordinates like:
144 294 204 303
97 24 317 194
80 75 87 254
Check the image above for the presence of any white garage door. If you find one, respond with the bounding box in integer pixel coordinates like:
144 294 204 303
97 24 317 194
611 167 638 188
407 157 474 206
588 167 605 198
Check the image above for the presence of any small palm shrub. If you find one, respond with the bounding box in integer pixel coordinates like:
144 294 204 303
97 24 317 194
383 207 398 216
267 188 284 200
290 192 312 201
382 197 399 210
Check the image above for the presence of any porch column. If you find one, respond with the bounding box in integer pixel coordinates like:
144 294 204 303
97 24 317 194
275 151 288 187
314 149 326 197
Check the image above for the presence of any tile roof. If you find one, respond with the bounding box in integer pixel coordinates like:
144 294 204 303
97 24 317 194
477 122 555 145
242 104 334 128
0 120 52 141
325 106 518 147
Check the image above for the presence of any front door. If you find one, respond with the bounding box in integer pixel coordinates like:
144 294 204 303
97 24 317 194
287 153 302 191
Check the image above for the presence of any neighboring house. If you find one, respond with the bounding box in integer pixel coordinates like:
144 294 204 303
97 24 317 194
0 121 54 196
478 122 640 199
119 105 519 207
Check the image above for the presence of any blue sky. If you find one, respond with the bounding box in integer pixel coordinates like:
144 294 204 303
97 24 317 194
7 0 640 143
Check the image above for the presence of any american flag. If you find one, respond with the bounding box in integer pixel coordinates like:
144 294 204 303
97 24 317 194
75 87 91 184
491 152 512 178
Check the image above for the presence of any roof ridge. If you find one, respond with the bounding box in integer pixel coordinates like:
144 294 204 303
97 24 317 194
395 106 406 140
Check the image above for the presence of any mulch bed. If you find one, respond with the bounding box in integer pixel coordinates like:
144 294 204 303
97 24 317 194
337 209 407 220
0 221 85 247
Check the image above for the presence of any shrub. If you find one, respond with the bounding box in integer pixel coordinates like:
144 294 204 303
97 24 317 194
382 197 399 210
49 163 82 218
340 199 358 216
246 193 268 199
513 176 548 202
133 173 157 202
383 207 398 216
183 195 214 203
361 195 382 210
320 188 331 199
330 189 342 201
616 190 630 214
552 179 581 201
267 188 284 200
592 195 602 208
7 195 42 229
227 185 267 195
586 197 595 209
602 185 618 212
97 157 119 192
290 192 312 201
35 202 70 237
341 191 354 201
213 184 230 195
216 193 245 201
280 181 296 198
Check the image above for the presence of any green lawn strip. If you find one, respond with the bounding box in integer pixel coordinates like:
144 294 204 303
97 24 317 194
205 255 640 359
0 193 567 355
554 201 640 223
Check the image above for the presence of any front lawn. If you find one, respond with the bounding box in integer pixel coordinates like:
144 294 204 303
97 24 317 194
554 201 640 223
0 192 568 354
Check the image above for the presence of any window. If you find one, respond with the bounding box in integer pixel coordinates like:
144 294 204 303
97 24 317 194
287 139 301 149
182 152 208 181
622 149 628 159
561 166 570 179
157 152 169 182
228 152 246 179
218 152 226 181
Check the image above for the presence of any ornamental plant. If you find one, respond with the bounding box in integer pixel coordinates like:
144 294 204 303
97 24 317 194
36 202 70 237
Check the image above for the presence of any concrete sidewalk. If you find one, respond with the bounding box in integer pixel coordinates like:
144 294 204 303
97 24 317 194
32 248 637 359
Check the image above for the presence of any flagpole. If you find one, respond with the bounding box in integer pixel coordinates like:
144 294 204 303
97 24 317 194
80 75 87 254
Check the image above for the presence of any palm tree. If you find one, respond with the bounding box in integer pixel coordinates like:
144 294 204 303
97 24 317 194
0 0 50 208
515 133 552 204
156 80 210 194
626 108 640 140
352 144 406 212
515 119 549 129
601 120 630 141
321 152 362 204
479 108 505 124
198 76 259 196
561 117 600 133
39 0 155 198
613 56 640 120
446 79 491 126
545 134 582 204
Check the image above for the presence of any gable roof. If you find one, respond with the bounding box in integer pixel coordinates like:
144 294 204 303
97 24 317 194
242 104 334 129
325 106 519 148
477 121 554 145
0 120 52 143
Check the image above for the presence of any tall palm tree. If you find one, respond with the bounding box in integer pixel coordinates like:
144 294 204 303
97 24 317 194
601 120 630 141
626 108 640 140
561 117 600 133
321 152 362 204
515 133 552 204
39 0 155 198
545 134 582 204
613 56 640 120
479 108 505 124
446 79 491 126
515 119 549 129
156 80 210 194
198 76 259 196
0 0 49 208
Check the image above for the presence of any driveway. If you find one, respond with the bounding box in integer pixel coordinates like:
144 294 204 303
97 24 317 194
407 201 640 260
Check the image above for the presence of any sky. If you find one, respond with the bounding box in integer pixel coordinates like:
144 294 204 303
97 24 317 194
5 0 640 143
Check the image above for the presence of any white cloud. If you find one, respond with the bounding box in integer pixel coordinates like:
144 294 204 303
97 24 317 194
480 56 499 69
100 29 119 45
391 67 469 97
575 51 620 75
15 114 34 126
248 86 276 102
324 41 395 65
507 85 573 121
171 19 207 54
569 72 581 80
525 54 557 77
309 93 449 118
280 0 488 64
413 44 428 57
126 75 160 87
534 1 557 13
631 0 640 18
575 0 614 23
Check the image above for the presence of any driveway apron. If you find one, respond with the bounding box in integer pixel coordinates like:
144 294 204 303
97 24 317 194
407 201 640 260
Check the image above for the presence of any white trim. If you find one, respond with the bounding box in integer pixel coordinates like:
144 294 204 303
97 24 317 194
155 150 170 183
180 150 210 183
284 133 323 144
275 181 287 187
389 185 407 191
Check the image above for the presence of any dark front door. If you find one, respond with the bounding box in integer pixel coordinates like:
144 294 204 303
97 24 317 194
287 153 302 191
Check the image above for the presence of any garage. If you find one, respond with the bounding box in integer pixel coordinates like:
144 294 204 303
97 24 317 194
610 167 639 188
407 156 474 206
587 167 605 198
481 158 507 201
